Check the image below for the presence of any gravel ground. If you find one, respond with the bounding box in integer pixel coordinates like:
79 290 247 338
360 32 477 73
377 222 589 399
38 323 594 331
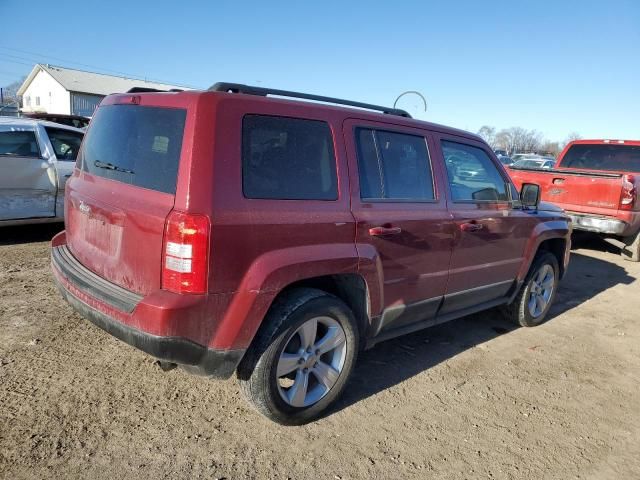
1 225 639 480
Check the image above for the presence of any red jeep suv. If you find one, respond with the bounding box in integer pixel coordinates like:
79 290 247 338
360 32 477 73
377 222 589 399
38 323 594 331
52 83 571 424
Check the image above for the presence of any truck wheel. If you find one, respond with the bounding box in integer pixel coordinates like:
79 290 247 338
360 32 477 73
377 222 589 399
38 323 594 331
237 288 359 425
502 251 559 327
621 232 640 262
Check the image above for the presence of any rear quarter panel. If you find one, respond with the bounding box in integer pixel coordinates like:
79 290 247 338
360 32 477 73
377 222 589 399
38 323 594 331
191 94 361 349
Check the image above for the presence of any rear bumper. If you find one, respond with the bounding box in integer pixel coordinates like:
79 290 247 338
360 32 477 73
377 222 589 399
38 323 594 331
567 212 628 235
51 236 244 379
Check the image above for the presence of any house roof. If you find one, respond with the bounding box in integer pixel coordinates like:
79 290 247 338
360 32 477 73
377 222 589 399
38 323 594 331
17 64 191 97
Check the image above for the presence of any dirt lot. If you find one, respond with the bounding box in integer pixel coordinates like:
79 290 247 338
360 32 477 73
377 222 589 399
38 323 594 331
1 225 639 480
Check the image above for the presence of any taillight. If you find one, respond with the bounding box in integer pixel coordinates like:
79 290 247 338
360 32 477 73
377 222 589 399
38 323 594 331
620 174 637 211
162 210 210 294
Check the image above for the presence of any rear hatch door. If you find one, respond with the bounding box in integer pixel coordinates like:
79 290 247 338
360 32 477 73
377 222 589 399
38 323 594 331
65 94 191 295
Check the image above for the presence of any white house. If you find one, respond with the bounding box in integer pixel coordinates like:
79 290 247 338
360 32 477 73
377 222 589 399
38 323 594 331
17 64 189 117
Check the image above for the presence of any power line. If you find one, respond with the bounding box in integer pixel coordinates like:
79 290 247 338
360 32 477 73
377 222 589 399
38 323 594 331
0 46 140 78
0 54 35 68
0 46 202 89
0 68 27 77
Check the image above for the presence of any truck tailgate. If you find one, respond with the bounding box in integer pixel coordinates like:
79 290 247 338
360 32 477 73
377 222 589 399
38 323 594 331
509 167 623 215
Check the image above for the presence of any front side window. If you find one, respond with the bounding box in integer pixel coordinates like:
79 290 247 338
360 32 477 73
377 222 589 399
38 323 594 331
0 130 40 157
45 127 84 161
355 128 435 201
442 140 508 202
242 115 338 200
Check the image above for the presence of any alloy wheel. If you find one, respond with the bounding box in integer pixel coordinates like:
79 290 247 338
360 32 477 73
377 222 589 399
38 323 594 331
528 264 556 318
275 316 347 408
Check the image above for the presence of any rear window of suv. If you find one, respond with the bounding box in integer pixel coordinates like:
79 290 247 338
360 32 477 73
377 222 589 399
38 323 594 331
242 115 338 200
79 105 186 194
561 144 640 173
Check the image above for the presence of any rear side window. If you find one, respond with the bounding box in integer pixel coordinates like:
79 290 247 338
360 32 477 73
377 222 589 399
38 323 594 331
79 105 186 194
355 128 435 201
561 144 640 173
442 140 508 202
45 127 83 161
242 115 338 200
0 130 40 157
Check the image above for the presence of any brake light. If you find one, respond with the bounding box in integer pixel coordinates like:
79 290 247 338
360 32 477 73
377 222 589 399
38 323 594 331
162 211 210 294
114 94 140 105
620 174 637 211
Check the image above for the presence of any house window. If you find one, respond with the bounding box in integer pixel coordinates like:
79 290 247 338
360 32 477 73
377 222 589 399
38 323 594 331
35 96 40 106
49 92 52 104
25 96 31 106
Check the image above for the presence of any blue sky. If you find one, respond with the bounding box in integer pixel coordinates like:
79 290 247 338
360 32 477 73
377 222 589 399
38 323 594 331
1 0 638 141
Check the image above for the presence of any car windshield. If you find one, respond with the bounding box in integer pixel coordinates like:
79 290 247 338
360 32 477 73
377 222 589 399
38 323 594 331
514 159 544 169
561 144 640 173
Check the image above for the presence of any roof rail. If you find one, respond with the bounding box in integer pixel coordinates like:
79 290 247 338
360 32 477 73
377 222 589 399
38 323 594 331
209 82 411 118
126 87 184 93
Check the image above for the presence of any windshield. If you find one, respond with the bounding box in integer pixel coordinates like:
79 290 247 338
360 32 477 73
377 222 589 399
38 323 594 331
79 104 187 194
561 144 640 173
514 159 544 169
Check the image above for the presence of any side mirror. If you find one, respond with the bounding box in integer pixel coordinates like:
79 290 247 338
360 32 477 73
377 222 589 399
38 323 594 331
520 183 541 209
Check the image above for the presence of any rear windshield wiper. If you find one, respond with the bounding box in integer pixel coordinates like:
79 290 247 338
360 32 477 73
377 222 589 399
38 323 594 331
94 160 134 174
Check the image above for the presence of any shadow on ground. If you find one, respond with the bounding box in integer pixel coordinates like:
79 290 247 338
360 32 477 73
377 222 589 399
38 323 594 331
0 223 63 246
332 249 635 415
571 231 620 255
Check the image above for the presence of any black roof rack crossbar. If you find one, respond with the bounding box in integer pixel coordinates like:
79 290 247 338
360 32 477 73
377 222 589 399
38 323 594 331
209 82 411 118
126 87 184 93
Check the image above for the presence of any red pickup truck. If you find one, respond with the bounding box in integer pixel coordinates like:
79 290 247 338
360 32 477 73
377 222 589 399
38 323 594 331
509 140 640 261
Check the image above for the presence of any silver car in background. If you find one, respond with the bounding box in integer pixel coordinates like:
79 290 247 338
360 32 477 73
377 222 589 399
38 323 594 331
0 117 84 225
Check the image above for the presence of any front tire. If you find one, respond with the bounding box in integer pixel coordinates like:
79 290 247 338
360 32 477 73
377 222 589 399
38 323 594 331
503 251 560 327
237 288 359 425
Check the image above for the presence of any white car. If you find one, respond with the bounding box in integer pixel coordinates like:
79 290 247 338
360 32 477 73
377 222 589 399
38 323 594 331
512 158 556 170
0 117 84 225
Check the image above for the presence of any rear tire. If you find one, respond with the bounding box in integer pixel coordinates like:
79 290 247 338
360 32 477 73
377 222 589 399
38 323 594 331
502 251 559 327
621 231 640 262
237 288 359 425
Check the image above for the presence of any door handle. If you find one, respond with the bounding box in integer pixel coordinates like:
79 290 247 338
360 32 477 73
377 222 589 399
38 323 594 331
460 222 484 232
369 226 402 236
64 174 72 178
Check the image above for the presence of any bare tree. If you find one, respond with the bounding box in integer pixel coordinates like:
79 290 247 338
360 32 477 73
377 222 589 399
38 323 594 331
494 127 543 154
477 126 497 149
563 132 582 148
1 77 25 104
477 125 579 157
539 141 561 156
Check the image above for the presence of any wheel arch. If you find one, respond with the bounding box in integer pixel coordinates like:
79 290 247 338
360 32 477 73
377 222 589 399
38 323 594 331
278 274 371 342
518 219 571 281
536 237 567 278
